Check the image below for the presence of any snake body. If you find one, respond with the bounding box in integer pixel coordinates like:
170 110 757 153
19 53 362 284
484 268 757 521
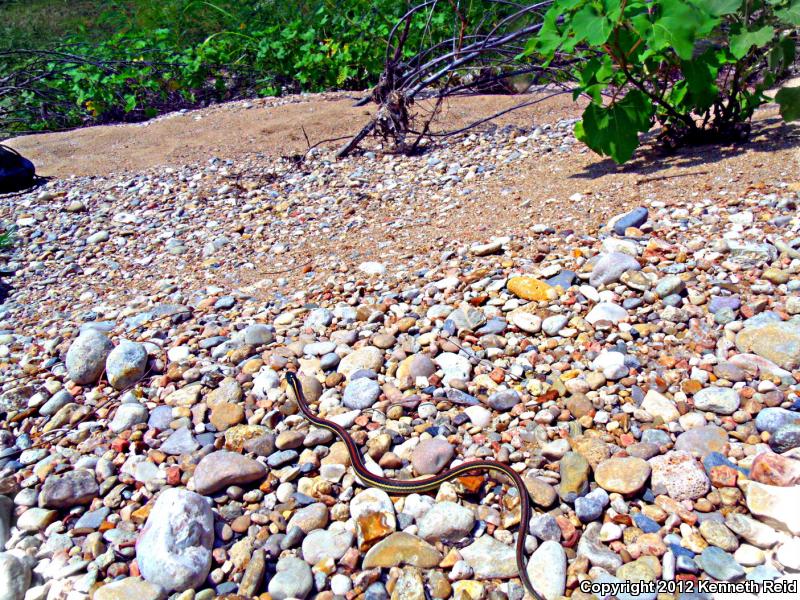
286 372 543 600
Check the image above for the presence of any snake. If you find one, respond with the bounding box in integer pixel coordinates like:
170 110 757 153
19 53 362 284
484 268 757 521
286 371 544 600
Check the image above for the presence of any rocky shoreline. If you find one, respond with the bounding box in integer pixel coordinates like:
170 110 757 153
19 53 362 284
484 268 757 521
1 118 799 600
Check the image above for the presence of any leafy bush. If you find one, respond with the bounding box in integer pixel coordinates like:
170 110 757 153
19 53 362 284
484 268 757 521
528 0 800 163
0 0 477 136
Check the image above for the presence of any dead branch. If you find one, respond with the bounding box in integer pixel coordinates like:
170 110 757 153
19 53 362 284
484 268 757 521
337 0 575 158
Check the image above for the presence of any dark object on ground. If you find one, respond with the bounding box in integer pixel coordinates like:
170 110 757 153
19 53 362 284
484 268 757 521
0 144 35 193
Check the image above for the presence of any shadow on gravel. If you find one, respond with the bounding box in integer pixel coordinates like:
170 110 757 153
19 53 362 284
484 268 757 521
572 117 799 180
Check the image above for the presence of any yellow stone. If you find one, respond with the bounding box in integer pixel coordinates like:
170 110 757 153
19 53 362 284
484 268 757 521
452 581 485 600
223 425 270 452
362 532 442 568
507 276 552 301
131 504 153 524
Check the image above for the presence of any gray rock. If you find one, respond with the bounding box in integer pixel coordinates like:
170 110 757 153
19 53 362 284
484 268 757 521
674 425 728 458
0 552 31 600
530 514 561 541
771 424 800 453
73 506 110 532
342 378 381 409
243 324 275 346
541 315 569 336
611 206 648 235
693 386 740 415
39 390 73 416
301 528 354 564
655 275 685 298
66 329 114 385
575 488 610 523
460 535 517 579
160 427 199 455
106 341 148 390
755 407 799 433
306 308 333 331
110 403 149 433
526 540 566 600
417 501 474 542
148 405 173 430
39 470 98 509
135 488 213 592
590 253 641 288
268 557 313 600
0 496 11 548
577 522 622 570
486 389 520 411
694 546 744 581
193 450 266 495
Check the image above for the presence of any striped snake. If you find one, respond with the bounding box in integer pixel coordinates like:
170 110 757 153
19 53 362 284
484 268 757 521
286 371 544 600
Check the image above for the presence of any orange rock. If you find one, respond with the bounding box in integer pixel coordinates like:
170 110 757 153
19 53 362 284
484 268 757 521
507 276 552 301
750 452 800 487
131 504 152 524
356 512 394 550
709 465 738 488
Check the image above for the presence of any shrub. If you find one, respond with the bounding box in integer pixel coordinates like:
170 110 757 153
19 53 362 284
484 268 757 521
528 0 800 163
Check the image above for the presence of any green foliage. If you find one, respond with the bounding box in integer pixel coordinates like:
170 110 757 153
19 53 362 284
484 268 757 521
528 0 800 163
2 0 470 136
0 231 11 250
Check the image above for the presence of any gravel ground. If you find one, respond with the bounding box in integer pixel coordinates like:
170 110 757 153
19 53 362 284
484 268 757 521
0 95 799 600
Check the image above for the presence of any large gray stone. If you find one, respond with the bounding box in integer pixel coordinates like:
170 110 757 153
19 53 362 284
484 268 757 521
106 341 148 390
66 329 114 385
268 557 313 600
0 552 31 600
136 488 213 592
526 540 566 600
39 470 98 509
736 320 800 371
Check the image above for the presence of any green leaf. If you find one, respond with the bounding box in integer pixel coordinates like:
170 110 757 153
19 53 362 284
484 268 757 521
776 87 800 122
651 0 710 60
730 26 775 59
572 5 613 46
702 0 744 16
681 54 719 110
776 0 800 25
576 89 655 164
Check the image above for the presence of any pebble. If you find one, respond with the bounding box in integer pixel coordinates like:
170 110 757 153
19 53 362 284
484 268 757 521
268 557 313 600
417 501 474 542
649 451 710 501
192 450 266 495
693 386 740 415
525 540 566 600
343 377 381 409
0 552 31 600
136 488 213 592
301 528 354 564
411 439 454 475
65 329 114 384
93 578 166 600
105 341 148 390
40 469 99 508
594 457 650 495
694 546 744 581
590 252 641 288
